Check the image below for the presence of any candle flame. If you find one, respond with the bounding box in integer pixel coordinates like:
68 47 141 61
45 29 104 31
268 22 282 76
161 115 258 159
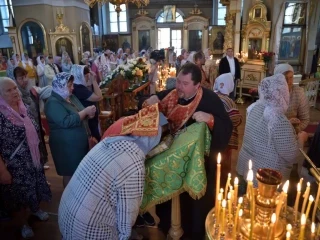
286 224 292 231
311 222 315 233
297 183 301 192
283 180 289 193
248 160 252 170
301 214 306 225
271 213 276 223
220 188 224 193
307 182 310 187
218 193 222 201
227 192 231 200
217 153 221 164
222 199 227 208
309 195 314 202
247 169 253 181
228 173 231 178
239 197 243 204
239 209 243 217
286 231 290 238
234 177 239 185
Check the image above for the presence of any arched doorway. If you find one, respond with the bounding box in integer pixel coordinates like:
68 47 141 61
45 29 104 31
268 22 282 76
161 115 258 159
156 8 184 55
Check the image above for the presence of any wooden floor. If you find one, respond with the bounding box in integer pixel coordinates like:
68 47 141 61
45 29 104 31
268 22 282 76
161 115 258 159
0 100 319 240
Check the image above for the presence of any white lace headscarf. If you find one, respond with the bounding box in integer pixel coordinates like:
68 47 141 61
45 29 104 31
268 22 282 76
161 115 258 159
274 63 294 75
247 74 290 143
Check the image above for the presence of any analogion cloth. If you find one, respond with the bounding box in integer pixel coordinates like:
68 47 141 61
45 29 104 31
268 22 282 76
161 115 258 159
139 122 211 213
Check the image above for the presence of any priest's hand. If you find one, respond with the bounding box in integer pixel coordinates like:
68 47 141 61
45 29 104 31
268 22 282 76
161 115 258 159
145 95 160 106
192 111 213 123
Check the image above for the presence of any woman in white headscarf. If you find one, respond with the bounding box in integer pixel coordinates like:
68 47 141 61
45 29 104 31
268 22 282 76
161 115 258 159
274 63 309 131
236 74 308 188
71 64 102 141
36 56 48 87
186 51 196 64
44 72 96 188
214 73 242 173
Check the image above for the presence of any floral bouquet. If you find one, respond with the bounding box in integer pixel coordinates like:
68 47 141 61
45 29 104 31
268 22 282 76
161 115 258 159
99 57 150 89
260 51 275 63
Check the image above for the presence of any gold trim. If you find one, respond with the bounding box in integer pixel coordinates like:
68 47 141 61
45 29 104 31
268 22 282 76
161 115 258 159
79 22 94 58
17 18 48 55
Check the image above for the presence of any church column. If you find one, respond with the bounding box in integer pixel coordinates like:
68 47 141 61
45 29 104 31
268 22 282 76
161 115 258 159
183 24 188 50
223 12 236 51
6 27 21 55
233 0 242 54
203 25 209 49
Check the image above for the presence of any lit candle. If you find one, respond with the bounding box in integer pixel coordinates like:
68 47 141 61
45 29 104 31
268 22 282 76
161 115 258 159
227 192 232 217
221 199 227 233
282 180 290 215
312 180 320 222
286 224 292 236
286 231 291 240
247 170 254 240
298 214 306 240
215 153 221 217
237 209 243 234
301 182 310 215
248 159 252 170
233 197 243 239
234 177 239 203
224 173 231 199
294 183 301 222
216 193 222 224
305 195 314 220
275 181 289 226
246 170 253 200
311 222 315 240
299 177 304 187
267 213 276 240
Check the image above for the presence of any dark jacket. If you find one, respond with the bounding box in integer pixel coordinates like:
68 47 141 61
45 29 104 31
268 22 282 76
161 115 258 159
218 56 241 80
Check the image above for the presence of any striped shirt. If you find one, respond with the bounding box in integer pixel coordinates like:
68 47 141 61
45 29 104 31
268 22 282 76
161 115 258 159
58 140 146 240
236 104 299 186
286 85 310 130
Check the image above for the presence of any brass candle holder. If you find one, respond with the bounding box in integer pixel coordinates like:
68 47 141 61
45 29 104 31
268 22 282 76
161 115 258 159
206 168 316 240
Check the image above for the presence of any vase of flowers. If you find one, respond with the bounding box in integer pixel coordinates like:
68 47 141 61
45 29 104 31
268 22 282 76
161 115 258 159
260 51 275 76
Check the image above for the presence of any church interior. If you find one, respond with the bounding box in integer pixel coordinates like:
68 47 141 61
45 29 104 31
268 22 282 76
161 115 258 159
0 0 320 239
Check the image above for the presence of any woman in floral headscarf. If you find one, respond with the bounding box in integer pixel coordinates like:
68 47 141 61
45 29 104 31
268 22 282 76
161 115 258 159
44 72 96 187
0 77 51 239
236 74 308 188
71 64 102 141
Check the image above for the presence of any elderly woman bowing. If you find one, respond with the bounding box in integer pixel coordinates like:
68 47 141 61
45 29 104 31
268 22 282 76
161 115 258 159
58 104 164 240
0 77 51 239
44 72 96 188
236 74 308 189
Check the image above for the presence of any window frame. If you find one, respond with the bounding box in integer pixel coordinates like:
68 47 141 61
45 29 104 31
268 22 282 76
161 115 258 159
108 3 128 34
0 0 13 33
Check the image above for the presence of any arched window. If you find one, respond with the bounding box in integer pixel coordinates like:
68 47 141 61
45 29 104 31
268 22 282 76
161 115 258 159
109 3 127 33
217 1 226 25
0 0 13 33
156 11 184 23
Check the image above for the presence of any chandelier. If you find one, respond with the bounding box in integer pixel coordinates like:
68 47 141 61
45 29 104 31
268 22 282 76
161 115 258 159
84 0 149 14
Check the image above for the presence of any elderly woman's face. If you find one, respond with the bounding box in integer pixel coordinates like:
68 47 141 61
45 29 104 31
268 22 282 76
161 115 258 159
1 80 20 105
285 71 294 88
67 80 74 95
16 74 29 89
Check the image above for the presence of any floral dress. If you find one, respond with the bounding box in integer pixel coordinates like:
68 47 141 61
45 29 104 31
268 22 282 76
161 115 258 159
0 109 51 212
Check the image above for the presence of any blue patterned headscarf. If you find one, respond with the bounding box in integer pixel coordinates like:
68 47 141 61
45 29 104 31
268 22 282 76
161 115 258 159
70 64 86 86
52 72 72 99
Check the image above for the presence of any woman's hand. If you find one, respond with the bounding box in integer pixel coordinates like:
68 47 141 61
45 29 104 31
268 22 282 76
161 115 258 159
0 169 12 184
85 105 96 118
298 131 309 143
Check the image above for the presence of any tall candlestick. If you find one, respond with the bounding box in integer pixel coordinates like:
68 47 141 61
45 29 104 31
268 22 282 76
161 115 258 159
312 180 320 222
301 182 310 215
234 177 239 204
305 195 314 220
215 153 221 217
282 180 290 216
299 177 304 188
221 199 227 233
275 181 289 227
224 173 231 199
299 214 306 240
227 192 232 217
250 177 255 240
267 213 276 240
294 183 301 222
